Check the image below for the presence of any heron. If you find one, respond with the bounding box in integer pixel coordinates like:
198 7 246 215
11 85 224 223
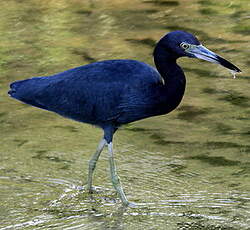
8 31 241 206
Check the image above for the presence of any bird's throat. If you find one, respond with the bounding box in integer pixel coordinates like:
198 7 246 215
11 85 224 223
153 45 186 113
153 45 185 84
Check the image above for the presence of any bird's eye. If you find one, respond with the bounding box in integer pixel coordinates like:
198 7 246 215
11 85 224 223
180 42 190 49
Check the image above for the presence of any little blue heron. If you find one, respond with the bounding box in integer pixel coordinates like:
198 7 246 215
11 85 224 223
8 31 241 206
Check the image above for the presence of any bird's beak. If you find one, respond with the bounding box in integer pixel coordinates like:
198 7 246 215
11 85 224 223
186 45 241 73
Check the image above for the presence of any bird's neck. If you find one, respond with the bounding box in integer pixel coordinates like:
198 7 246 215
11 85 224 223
153 44 185 84
153 43 186 112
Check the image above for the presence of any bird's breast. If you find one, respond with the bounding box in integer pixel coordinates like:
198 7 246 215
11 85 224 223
157 78 186 114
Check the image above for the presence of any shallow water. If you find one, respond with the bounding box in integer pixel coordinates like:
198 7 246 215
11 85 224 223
1 0 250 229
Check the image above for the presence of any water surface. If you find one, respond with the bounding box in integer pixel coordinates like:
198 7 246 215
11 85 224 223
0 0 250 229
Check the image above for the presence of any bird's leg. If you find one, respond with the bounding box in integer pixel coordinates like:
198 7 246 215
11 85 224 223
107 142 130 206
86 138 106 193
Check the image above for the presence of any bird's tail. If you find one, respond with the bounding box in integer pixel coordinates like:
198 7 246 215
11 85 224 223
8 78 48 110
8 79 29 99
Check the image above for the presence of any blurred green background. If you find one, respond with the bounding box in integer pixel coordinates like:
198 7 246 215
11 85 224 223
0 0 249 229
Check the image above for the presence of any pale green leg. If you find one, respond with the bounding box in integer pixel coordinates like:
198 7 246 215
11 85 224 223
107 142 131 206
86 138 106 192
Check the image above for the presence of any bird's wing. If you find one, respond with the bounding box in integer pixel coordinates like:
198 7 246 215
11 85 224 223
10 60 163 125
116 81 165 124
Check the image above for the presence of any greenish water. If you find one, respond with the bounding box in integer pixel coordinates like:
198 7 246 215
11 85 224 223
1 0 250 229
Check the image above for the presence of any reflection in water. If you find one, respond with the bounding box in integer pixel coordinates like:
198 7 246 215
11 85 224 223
1 0 250 229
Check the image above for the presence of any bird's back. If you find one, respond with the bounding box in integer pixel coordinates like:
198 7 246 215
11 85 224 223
9 60 163 127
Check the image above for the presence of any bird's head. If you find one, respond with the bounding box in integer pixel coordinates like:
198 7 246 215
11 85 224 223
158 30 241 73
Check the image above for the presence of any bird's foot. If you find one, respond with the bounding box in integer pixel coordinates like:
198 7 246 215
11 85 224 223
85 185 106 194
87 186 96 194
122 201 138 208
127 202 138 208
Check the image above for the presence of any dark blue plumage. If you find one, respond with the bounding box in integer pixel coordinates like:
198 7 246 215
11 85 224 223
8 31 241 206
10 60 177 132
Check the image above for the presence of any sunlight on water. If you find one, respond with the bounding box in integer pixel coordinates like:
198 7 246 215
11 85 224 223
0 0 250 229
